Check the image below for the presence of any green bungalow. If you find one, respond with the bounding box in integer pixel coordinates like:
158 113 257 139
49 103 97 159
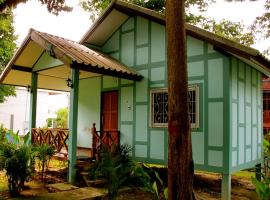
1 1 269 199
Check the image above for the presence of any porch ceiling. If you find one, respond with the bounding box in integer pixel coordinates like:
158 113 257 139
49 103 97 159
0 29 142 92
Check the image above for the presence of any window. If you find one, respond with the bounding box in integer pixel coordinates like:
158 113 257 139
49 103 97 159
150 85 199 128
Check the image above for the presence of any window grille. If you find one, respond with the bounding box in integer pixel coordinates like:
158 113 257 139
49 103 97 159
150 85 199 128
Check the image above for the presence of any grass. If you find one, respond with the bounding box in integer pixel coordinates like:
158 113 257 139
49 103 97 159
0 171 8 191
0 159 67 192
233 170 255 180
48 159 67 169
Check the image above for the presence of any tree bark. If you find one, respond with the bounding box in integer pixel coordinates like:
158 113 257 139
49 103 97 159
166 0 194 199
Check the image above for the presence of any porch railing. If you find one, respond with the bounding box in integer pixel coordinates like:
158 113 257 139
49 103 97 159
91 123 120 159
31 128 69 153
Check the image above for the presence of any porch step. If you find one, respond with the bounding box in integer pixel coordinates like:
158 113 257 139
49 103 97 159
76 159 95 171
76 158 106 188
80 172 106 187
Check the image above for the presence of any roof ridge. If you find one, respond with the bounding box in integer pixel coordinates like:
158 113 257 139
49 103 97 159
33 29 99 56
33 29 78 44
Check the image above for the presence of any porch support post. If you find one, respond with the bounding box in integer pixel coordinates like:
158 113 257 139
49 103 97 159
29 72 38 141
221 173 231 200
68 67 79 184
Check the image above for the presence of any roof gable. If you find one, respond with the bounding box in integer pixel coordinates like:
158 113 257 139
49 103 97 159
80 0 270 76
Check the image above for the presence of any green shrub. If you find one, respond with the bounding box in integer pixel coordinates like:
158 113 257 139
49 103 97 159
252 173 270 200
89 144 157 200
0 142 34 197
56 108 68 128
252 136 270 200
34 144 55 180
0 124 7 141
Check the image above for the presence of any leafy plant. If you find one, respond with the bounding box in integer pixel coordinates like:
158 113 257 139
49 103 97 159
0 128 21 146
140 165 168 200
252 173 270 200
0 142 34 197
34 144 55 180
0 124 7 142
23 131 31 145
100 144 133 199
46 118 54 128
263 135 270 157
89 144 155 200
252 135 270 200
16 145 35 187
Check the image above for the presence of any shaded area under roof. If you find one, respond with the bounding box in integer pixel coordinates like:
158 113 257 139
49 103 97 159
0 29 142 91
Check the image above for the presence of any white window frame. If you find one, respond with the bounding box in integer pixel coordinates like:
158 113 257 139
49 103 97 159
150 88 168 128
150 85 200 129
189 85 200 129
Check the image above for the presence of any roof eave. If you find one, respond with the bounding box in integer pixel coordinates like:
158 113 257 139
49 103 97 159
72 61 143 81
79 0 270 75
0 33 32 83
79 1 116 44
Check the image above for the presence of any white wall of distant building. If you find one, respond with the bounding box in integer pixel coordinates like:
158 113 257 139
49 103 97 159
0 87 69 135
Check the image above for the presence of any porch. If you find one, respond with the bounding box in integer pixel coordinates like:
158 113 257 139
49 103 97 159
31 123 120 161
0 29 142 184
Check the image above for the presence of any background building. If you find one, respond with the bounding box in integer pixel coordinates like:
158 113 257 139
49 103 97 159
0 87 69 135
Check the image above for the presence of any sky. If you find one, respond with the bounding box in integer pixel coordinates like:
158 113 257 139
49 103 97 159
13 0 270 52
13 0 92 44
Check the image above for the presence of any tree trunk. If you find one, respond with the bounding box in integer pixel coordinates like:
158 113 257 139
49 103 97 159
166 0 194 199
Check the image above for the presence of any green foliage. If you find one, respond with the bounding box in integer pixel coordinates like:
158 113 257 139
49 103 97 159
89 144 153 200
187 16 254 46
252 0 270 42
99 144 133 199
34 144 55 180
0 0 72 15
0 85 16 103
0 124 7 141
11 130 20 146
23 131 31 145
0 9 16 103
80 0 212 20
252 135 270 200
0 142 35 197
140 165 168 200
79 0 213 15
263 138 270 156
2 129 20 146
252 173 270 200
13 145 35 187
46 118 53 128
56 107 68 128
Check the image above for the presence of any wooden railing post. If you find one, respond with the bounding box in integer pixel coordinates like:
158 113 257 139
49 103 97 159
91 123 97 159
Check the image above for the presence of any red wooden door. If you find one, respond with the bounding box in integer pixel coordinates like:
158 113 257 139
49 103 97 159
101 91 118 131
101 91 119 148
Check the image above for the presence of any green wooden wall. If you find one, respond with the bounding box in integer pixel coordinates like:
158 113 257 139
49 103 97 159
77 15 263 174
77 77 101 148
230 57 263 173
99 16 231 173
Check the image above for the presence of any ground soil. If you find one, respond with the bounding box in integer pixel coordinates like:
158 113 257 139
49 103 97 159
0 169 260 199
0 169 67 199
